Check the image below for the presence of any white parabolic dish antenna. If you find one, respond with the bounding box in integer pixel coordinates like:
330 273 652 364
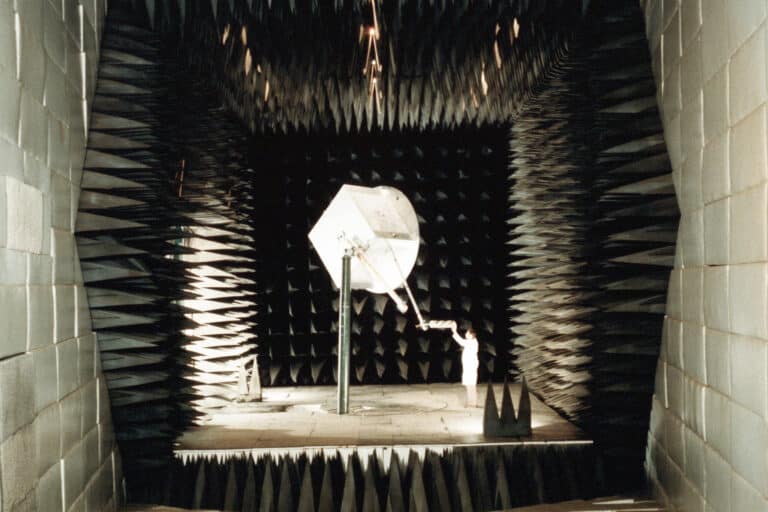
308 184 420 295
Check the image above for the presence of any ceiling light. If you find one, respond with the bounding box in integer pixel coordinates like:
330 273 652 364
221 24 230 45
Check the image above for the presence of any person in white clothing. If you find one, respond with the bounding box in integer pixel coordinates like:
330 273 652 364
451 323 479 407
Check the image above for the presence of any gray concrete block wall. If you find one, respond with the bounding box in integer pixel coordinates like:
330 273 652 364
642 0 768 510
0 0 122 511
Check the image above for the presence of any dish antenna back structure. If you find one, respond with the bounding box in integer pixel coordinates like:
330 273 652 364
309 184 421 413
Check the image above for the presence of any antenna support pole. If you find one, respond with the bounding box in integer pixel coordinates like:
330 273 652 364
337 250 353 414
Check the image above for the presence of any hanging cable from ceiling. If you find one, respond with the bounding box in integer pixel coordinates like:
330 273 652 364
361 0 383 115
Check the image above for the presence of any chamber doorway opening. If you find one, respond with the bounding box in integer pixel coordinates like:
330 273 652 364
77 0 678 502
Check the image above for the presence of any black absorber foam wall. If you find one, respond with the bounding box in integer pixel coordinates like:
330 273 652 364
250 128 511 386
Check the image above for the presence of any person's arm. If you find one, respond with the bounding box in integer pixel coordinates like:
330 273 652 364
451 328 466 347
426 319 464 345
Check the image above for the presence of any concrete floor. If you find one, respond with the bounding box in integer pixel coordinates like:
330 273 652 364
176 383 588 456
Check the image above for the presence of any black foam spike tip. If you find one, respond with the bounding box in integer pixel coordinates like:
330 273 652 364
408 457 429 512
296 461 315 512
500 377 517 425
317 461 335 512
362 461 381 512
469 450 493 510
241 463 257 512
385 455 405 512
494 459 512 510
483 381 500 437
428 453 451 511
453 455 474 512
339 456 358 512
277 459 295 512
516 377 532 433
192 460 206 509
222 461 238 511
259 461 275 512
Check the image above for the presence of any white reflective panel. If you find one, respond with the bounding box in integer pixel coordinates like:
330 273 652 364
309 184 420 294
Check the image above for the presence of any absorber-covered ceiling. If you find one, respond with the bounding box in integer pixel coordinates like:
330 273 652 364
131 0 585 132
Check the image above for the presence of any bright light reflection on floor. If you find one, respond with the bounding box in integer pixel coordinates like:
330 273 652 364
176 384 592 459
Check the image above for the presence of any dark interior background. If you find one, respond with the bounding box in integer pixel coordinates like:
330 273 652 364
251 128 511 386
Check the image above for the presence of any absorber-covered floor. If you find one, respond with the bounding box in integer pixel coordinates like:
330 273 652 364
176 383 587 455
